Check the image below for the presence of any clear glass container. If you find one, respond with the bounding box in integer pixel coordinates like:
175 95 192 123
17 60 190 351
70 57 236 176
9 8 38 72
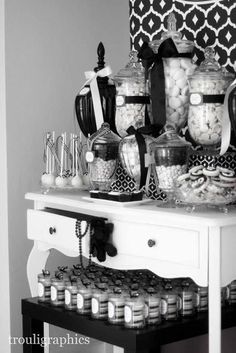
108 287 126 325
86 123 121 191
161 283 179 321
37 270 51 303
188 47 234 149
91 284 109 319
150 130 191 202
179 280 195 317
77 283 93 315
194 286 208 312
113 51 147 137
64 284 78 310
226 280 236 305
124 291 146 328
50 277 66 306
119 134 154 188
149 13 195 132
145 287 161 325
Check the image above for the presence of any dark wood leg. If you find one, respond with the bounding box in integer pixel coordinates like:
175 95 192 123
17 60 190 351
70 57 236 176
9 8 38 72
22 314 44 353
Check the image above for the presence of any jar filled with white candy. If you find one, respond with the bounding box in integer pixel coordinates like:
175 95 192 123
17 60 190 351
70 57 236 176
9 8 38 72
149 13 195 132
150 130 191 204
85 123 121 191
113 51 149 137
188 47 234 149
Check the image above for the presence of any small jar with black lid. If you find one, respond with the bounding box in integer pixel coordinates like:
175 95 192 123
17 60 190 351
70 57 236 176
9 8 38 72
124 291 146 329
108 287 126 325
50 275 66 306
145 287 161 325
64 284 78 310
37 270 51 302
161 282 179 321
91 283 109 319
77 282 93 315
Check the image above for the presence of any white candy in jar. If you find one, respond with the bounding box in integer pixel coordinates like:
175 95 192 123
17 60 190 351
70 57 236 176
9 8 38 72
91 158 117 182
163 58 196 131
156 164 187 190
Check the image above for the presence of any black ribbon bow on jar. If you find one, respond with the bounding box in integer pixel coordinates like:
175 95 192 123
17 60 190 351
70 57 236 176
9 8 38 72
138 38 192 129
126 124 162 189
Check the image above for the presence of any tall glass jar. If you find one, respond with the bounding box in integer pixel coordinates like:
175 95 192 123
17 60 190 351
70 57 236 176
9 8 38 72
86 123 121 191
188 47 234 149
113 51 148 137
149 13 195 132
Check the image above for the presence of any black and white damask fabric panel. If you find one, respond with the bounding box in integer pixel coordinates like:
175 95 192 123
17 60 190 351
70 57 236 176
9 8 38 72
130 0 236 73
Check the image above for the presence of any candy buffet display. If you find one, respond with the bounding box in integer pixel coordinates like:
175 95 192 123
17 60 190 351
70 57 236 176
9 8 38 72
86 123 121 191
175 165 236 206
41 131 88 192
113 51 148 137
187 47 234 149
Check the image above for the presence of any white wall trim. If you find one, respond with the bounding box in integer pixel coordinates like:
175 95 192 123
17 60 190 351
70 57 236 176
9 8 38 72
0 0 11 351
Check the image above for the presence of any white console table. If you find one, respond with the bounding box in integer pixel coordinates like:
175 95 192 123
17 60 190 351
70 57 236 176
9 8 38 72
25 191 236 353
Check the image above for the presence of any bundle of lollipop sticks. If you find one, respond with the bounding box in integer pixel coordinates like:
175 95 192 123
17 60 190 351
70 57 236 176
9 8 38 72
41 131 89 189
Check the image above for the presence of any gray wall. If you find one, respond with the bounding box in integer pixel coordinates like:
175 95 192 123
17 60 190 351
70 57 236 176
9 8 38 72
5 1 129 352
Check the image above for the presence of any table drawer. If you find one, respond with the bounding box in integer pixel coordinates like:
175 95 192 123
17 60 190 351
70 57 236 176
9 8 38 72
112 221 205 268
27 209 89 252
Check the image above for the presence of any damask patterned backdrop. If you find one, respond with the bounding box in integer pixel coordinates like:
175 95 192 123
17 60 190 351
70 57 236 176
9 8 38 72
111 0 236 199
130 0 236 72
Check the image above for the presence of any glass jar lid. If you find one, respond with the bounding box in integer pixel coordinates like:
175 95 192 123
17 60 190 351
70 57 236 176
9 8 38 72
113 51 145 80
149 13 194 54
150 130 191 150
89 123 120 146
189 47 234 81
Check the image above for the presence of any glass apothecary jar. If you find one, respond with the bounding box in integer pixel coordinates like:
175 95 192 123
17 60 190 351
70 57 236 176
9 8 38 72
86 123 121 191
113 51 148 137
188 47 234 149
150 130 191 203
149 13 195 132
119 134 154 189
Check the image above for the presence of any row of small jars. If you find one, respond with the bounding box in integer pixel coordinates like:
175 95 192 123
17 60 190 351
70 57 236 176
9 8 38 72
38 268 236 329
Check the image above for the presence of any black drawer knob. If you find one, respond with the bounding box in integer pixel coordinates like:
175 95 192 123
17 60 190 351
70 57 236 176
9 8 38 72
49 227 56 235
148 239 156 247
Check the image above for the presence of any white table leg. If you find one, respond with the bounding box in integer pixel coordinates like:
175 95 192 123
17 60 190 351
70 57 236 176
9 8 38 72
27 241 50 296
209 226 221 353
27 241 50 353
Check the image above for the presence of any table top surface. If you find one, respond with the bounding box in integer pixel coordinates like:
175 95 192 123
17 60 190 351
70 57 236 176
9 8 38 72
25 191 236 227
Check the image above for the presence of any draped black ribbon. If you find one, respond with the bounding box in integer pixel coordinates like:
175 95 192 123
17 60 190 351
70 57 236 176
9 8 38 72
126 124 162 189
138 38 192 128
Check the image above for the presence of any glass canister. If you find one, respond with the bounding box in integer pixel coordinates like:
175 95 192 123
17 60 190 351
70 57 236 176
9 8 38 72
145 287 161 325
77 283 93 315
86 123 121 191
37 270 51 302
150 130 191 201
149 13 195 132
179 280 195 317
188 47 234 149
194 286 208 312
113 51 148 137
119 133 154 189
124 291 146 329
108 287 126 325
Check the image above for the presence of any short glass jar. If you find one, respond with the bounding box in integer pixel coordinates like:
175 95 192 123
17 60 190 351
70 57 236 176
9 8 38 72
37 270 51 303
50 277 66 306
144 287 161 325
91 284 109 320
77 284 93 315
178 280 195 317
124 291 146 329
108 287 126 325
64 284 78 310
161 283 179 321
86 123 121 191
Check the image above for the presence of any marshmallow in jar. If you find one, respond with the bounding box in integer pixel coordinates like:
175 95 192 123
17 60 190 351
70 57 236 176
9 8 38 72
150 130 191 194
188 47 234 148
149 13 195 132
86 123 121 191
113 51 148 137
